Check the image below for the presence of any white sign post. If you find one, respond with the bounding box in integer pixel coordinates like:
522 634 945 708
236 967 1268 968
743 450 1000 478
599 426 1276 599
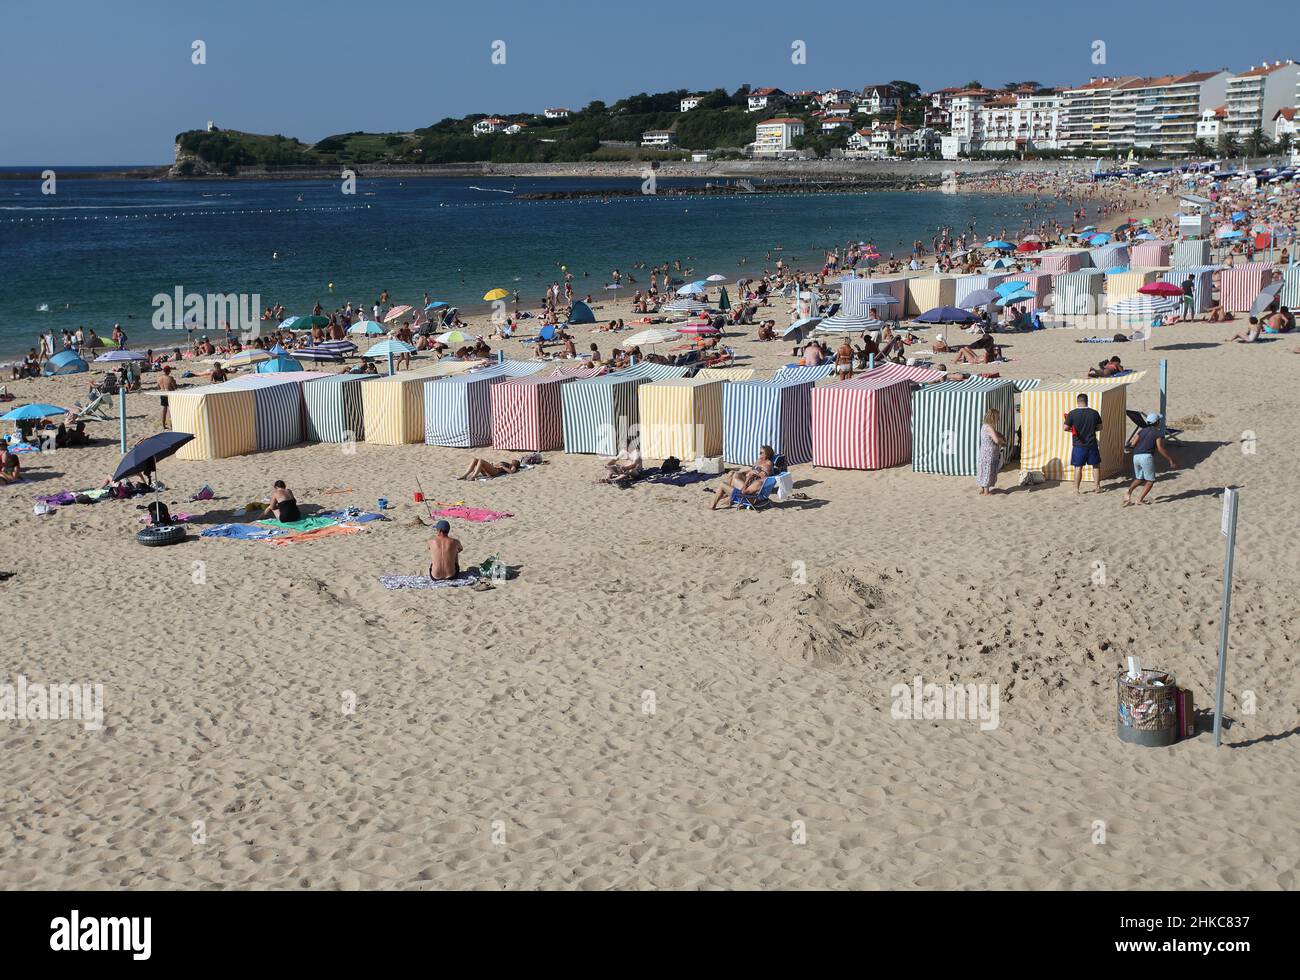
1212 488 1240 747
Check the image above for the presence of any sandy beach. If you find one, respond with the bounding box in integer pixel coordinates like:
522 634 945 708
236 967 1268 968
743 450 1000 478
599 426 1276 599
4 173 1299 891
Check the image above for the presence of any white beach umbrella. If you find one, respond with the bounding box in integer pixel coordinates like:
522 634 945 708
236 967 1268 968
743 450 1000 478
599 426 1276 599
625 328 680 347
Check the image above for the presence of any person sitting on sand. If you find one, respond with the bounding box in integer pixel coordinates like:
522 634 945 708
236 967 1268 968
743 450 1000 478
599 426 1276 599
427 520 463 582
261 481 300 522
1087 356 1124 378
603 438 643 481
710 445 776 510
954 332 1000 364
0 445 21 485
457 458 522 481
802 341 825 368
1226 317 1262 344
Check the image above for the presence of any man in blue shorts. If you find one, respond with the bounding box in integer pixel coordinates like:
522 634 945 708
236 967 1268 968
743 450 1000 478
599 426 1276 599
1123 413 1178 506
1064 393 1104 495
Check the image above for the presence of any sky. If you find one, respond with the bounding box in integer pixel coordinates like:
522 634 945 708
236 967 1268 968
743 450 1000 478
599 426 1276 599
2 0 1298 165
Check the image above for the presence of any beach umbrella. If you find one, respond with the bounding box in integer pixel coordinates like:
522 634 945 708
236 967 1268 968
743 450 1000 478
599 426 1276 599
961 289 1004 309
782 317 821 339
1250 281 1284 317
366 338 416 375
1108 296 1179 316
1086 233 1111 245
661 299 712 315
1216 229 1244 240
483 288 509 302
256 355 303 373
676 324 720 335
223 349 271 367
915 306 978 324
1016 241 1044 252
424 301 449 311
984 240 1014 250
677 280 708 295
816 311 882 333
985 256 1015 269
1231 210 1248 222
383 305 413 323
435 330 470 345
1 403 68 421
625 328 680 348
280 315 328 330
94 349 148 362
998 289 1037 305
718 286 731 312
995 281 1029 296
706 274 728 282
1081 225 1097 232
859 293 901 307
348 320 385 336
290 345 344 363
1135 231 1157 240
1138 282 1184 298
112 431 193 483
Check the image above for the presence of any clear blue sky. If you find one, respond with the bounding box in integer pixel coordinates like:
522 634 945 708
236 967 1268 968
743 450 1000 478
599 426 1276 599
2 0 1296 165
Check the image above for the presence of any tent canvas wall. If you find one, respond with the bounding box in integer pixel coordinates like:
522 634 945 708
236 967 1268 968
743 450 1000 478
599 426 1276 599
1053 269 1105 315
223 372 329 451
1005 271 1054 312
1282 265 1300 308
840 276 906 316
361 363 476 445
303 373 380 443
560 363 689 456
694 367 755 381
1020 382 1127 482
1161 267 1219 313
1034 250 1089 274
1105 270 1158 305
859 362 945 385
911 377 1016 476
425 363 548 447
491 374 575 451
43 350 88 375
1217 263 1274 312
1172 239 1212 267
772 364 836 383
955 273 1008 307
1089 244 1130 270
905 276 957 316
722 377 814 465
810 375 914 469
167 387 257 460
567 300 596 324
1129 241 1171 266
636 377 725 460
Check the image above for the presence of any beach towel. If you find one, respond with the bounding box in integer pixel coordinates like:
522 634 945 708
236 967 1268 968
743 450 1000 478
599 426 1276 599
271 524 364 545
256 515 340 532
429 506 514 522
378 570 483 590
200 523 281 539
647 470 714 487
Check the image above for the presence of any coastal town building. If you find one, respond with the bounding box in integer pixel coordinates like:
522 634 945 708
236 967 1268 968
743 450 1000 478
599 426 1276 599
1059 77 1137 153
1222 61 1300 139
747 87 787 112
1274 107 1296 143
945 90 1061 153
752 117 804 155
1110 71 1230 155
860 85 900 115
543 108 570 119
680 95 703 112
1197 106 1227 141
503 122 528 135
641 128 677 148
472 117 508 136
819 88 854 106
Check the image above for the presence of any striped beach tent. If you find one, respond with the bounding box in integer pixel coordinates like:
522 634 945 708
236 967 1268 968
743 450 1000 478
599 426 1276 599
1107 296 1178 317
222 372 330 452
303 373 380 443
1129 240 1171 266
1172 239 1212 268
1034 250 1089 274
636 377 725 460
1053 269 1106 315
361 363 476 445
1020 382 1128 482
423 366 510 447
1105 270 1158 305
661 298 712 315
911 377 1016 476
560 363 689 456
811 375 913 469
1005 271 1054 312
773 364 836 383
722 377 814 465
1281 265 1300 308
694 367 755 381
815 310 881 333
955 273 1007 308
860 362 945 385
1217 263 1274 312
1160 267 1219 313
498 358 553 377
1069 370 1147 386
167 386 257 460
491 374 576 451
1009 378 1042 392
842 276 906 315
905 276 957 316
548 363 607 379
1089 244 1130 270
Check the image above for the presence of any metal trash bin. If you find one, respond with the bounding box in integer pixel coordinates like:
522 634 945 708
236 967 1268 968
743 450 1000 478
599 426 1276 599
1117 669 1179 747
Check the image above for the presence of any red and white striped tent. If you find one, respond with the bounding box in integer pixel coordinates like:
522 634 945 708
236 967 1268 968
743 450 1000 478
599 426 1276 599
1005 270 1054 312
811 375 915 469
1129 240 1171 267
1217 263 1275 313
858 362 945 385
490 374 576 451
1033 250 1089 275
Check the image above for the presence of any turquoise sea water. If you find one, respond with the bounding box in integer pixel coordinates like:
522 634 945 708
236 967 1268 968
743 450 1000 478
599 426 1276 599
0 175 1075 359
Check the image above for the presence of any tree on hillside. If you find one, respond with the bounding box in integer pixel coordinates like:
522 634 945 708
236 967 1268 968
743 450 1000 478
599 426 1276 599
962 80 983 90
888 80 921 101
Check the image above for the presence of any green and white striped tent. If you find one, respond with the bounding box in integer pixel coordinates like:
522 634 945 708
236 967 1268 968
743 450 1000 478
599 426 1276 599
560 362 689 455
911 376 1017 476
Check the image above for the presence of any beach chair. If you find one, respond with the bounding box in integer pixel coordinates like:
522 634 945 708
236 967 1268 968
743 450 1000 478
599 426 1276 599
69 390 114 422
729 456 791 510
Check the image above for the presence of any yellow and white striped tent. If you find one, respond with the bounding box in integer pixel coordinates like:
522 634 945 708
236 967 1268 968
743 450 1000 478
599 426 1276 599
361 362 477 445
1069 370 1147 386
167 385 257 460
1020 381 1128 482
1105 270 1159 304
637 377 725 460
905 276 957 316
694 367 755 381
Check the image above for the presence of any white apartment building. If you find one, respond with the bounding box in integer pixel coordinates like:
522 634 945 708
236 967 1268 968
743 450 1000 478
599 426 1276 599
641 129 677 148
948 89 988 140
472 117 507 136
1223 61 1300 138
1196 106 1226 141
680 95 703 112
1111 71 1229 155
1059 77 1136 152
753 117 804 154
747 87 786 112
543 108 571 119
948 91 1062 152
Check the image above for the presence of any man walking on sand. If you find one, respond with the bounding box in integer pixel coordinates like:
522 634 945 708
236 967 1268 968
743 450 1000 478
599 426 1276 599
1123 413 1178 506
1064 393 1104 495
428 519 463 581
157 365 177 429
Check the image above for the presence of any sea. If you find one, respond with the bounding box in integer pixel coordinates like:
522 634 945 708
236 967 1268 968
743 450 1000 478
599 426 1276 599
0 171 1078 360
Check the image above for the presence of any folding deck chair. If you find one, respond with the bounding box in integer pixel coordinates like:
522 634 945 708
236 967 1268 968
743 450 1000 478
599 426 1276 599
729 455 792 510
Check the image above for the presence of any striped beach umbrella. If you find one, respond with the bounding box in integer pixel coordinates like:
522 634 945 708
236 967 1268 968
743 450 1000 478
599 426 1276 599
291 345 345 363
815 310 881 333
384 305 414 323
1108 296 1179 317
366 338 417 375
348 320 386 336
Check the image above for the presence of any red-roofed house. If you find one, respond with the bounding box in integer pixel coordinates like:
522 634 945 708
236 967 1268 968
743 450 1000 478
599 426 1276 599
747 88 788 112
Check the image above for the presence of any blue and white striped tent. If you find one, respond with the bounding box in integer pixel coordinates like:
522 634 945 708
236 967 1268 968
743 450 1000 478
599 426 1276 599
424 363 547 447
561 363 689 455
1089 243 1130 270
222 372 329 451
1053 269 1106 315
1161 266 1220 314
911 377 1017 476
772 363 836 383
841 276 905 316
303 373 381 443
815 310 881 333
1172 239 1212 267
954 273 1008 308
1282 265 1300 308
722 376 815 465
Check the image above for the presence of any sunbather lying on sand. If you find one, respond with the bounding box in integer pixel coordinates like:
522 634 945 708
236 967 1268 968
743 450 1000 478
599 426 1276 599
457 458 521 480
710 445 775 510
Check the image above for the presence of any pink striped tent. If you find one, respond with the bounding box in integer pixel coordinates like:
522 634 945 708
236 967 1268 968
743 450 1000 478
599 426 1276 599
1011 271 1054 311
860 362 945 384
811 375 914 470
1217 263 1275 313
490 375 576 451
549 363 608 379
1129 241 1171 267
1034 250 1088 274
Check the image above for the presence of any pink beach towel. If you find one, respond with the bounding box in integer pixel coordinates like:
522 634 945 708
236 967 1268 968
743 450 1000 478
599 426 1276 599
430 506 514 523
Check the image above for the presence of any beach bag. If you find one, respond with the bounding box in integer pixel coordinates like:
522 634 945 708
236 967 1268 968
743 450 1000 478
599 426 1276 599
148 501 171 525
661 456 681 474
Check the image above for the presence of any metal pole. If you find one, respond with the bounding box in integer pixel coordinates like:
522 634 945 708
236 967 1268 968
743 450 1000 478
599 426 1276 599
1159 359 1168 436
1212 488 1239 747
868 353 875 370
118 386 127 454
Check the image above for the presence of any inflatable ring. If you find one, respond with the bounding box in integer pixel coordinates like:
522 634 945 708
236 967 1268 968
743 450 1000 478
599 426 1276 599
136 524 186 547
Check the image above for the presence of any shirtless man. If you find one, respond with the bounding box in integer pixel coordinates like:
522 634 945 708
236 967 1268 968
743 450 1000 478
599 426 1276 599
157 365 177 428
261 480 300 522
428 520 463 581
710 445 776 510
0 445 21 485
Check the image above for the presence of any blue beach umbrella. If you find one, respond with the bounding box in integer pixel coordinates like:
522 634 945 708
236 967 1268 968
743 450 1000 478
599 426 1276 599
94 349 148 362
1105 266 1130 274
366 338 416 375
424 301 449 311
1 403 69 421
1086 233 1111 245
998 289 1037 304
985 256 1015 269
348 320 386 336
983 240 1014 250
995 281 1029 296
111 431 195 509
914 306 978 324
